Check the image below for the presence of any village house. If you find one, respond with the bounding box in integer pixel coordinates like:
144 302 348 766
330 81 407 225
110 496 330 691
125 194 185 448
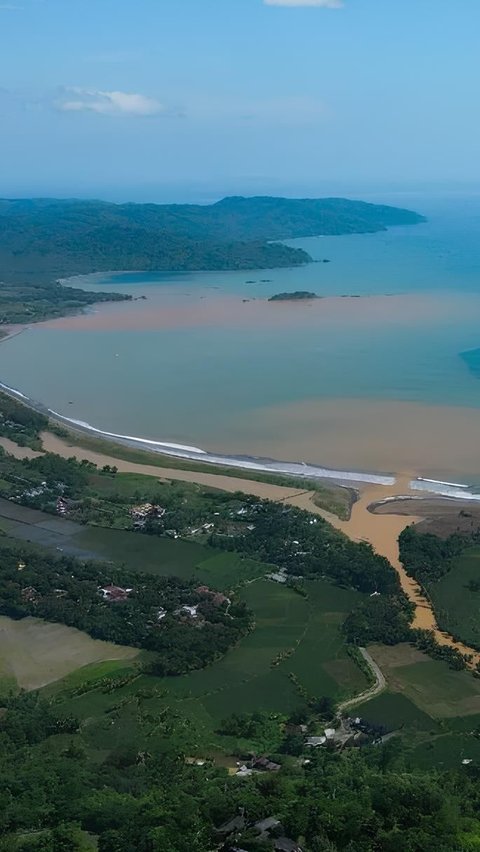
195 586 230 607
21 586 38 603
175 604 199 619
252 756 281 773
306 736 326 748
165 529 179 539
266 567 288 584
99 585 133 603
56 497 68 516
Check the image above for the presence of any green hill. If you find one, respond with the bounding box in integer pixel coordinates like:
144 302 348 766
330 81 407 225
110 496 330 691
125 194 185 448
0 195 425 323
0 195 425 279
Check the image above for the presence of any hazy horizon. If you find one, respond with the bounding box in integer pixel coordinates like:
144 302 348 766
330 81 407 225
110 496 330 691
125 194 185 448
2 0 480 199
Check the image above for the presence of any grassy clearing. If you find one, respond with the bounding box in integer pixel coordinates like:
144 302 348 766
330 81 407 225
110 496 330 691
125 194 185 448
391 660 480 718
410 733 480 770
427 545 480 649
368 643 480 719
43 659 141 699
71 526 266 589
0 615 139 691
359 692 439 732
195 553 266 588
71 525 212 578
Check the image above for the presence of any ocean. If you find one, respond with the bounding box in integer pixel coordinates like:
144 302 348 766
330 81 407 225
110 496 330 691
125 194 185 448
2 193 480 487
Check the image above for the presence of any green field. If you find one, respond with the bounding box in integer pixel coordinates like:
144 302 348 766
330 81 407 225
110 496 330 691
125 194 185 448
352 643 480 770
427 545 480 649
72 525 213 578
72 526 267 589
367 643 480 719
45 578 368 758
359 692 439 732
410 733 480 770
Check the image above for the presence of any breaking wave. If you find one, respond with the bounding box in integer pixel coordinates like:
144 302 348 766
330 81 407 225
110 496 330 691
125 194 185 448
410 478 480 501
50 411 395 485
3 379 480 498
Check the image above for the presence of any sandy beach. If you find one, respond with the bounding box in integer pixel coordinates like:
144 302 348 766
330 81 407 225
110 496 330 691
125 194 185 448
2 430 478 665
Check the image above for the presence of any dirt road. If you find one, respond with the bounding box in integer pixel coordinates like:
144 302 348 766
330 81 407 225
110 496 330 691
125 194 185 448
338 647 386 713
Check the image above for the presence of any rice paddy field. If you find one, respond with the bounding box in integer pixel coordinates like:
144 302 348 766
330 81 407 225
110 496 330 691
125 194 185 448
37 577 369 759
356 643 480 770
4 497 480 768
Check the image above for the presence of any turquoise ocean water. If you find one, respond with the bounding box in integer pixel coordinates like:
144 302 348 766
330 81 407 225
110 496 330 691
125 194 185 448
1 194 480 483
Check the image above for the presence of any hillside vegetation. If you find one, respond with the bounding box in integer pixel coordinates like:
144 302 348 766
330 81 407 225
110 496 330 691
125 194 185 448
0 196 425 278
0 195 424 323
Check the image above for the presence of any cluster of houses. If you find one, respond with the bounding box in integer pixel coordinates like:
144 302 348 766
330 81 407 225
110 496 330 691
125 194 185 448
18 480 49 500
235 755 281 778
97 583 229 627
173 587 230 622
130 503 166 529
305 716 393 750
266 566 288 584
217 814 302 852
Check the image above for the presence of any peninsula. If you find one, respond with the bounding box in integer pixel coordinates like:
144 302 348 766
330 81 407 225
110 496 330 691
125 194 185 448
0 195 425 323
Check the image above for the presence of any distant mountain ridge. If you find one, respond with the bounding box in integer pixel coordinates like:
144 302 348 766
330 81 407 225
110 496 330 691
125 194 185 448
0 195 425 281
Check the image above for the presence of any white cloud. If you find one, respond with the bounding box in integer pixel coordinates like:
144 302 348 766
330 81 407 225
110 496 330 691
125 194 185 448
55 88 164 117
264 0 343 7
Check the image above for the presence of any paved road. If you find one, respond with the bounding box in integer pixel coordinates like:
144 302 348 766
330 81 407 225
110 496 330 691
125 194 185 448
338 647 386 714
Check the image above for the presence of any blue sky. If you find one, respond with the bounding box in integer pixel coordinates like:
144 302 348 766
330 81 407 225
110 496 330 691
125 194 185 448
1 0 480 200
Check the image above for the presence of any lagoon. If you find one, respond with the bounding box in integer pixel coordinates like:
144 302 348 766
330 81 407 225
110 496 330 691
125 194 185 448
2 194 480 484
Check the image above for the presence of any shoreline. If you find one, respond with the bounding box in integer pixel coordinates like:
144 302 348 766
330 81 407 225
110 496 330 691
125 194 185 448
0 380 396 489
2 428 479 666
2 378 480 501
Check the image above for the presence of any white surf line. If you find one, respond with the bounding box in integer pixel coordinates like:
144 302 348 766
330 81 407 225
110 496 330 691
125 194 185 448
49 412 207 455
0 382 29 400
417 477 469 489
5 380 480 498
50 410 396 486
410 479 480 501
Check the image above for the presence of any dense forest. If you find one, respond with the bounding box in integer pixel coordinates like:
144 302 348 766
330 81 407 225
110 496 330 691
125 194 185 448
399 525 480 660
1 690 480 851
0 195 424 322
0 279 130 326
399 525 469 585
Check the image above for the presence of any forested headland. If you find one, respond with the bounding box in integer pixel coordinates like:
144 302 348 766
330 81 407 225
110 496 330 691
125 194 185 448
0 195 425 323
